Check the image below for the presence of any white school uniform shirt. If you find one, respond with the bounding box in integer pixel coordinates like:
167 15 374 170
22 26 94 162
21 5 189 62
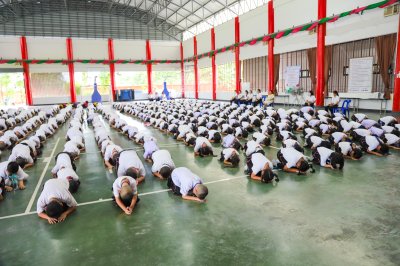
222 134 235 148
70 136 84 148
185 132 196 142
64 141 80 155
112 176 138 198
369 127 384 137
354 113 367 122
295 121 306 129
104 144 122 162
365 136 380 151
0 135 12 146
331 95 340 105
310 136 323 146
340 120 353 132
318 115 329 124
317 147 334 167
151 150 175 173
283 139 298 148
222 148 238 160
260 125 271 135
280 131 291 141
382 126 395 133
319 124 330 134
117 150 146 177
253 132 266 144
197 126 208 135
305 95 316 104
338 142 352 155
384 133 399 145
57 167 79 181
354 129 370 137
194 137 212 152
280 148 305 168
171 167 203 196
0 161 29 181
301 106 313 114
208 130 218 139
251 153 273 174
51 153 73 174
379 116 395 126
9 144 34 164
361 119 377 129
245 140 262 156
143 140 159 159
308 119 320 128
0 118 7 129
317 110 329 116
331 132 346 144
37 179 77 213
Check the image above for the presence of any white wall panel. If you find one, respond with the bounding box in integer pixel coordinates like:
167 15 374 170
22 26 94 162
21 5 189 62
183 38 194 58
275 32 317 54
197 30 211 55
27 37 67 59
114 40 146 59
74 63 109 72
274 0 318 30
198 58 212 68
215 19 235 49
151 41 180 60
240 5 269 41
0 36 21 59
216 51 235 65
240 43 268 60
73 39 108 59
115 64 147 72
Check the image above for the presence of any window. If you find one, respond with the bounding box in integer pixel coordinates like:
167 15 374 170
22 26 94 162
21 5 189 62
30 72 70 98
152 71 181 98
184 65 195 97
75 72 110 97
115 71 147 92
217 62 235 92
0 73 25 106
199 67 212 93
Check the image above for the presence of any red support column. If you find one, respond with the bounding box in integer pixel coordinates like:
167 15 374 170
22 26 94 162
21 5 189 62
268 1 275 94
66 38 76 103
393 15 400 112
235 17 241 95
180 42 185 98
108 38 116 101
20 36 33 105
316 0 327 107
146 40 153 95
194 36 199 99
211 28 217 101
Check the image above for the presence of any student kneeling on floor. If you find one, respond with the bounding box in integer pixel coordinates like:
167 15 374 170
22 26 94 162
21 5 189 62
112 176 139 215
167 167 208 203
37 179 77 224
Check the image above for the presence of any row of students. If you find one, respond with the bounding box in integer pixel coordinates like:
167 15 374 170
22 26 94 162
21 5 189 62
0 106 66 201
37 107 84 224
100 106 209 204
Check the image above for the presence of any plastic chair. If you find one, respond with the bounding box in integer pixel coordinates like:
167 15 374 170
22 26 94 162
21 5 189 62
260 95 267 107
340 99 352 118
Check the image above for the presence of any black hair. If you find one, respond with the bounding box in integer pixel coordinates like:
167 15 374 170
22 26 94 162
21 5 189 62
262 137 271 146
230 153 240 167
187 137 196 146
199 146 213 157
159 166 172 179
298 160 310 172
46 201 64 218
68 180 80 193
330 152 344 170
232 140 243 151
266 127 273 136
241 129 249 138
213 133 222 143
125 167 138 179
0 142 7 150
261 169 278 183
309 90 314 96
226 127 234 135
380 144 389 155
333 90 339 96
15 157 27 169
352 148 363 159
7 161 19 174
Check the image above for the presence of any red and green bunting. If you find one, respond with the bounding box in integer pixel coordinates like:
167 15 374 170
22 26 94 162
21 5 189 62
0 59 181 65
0 0 396 65
184 0 398 62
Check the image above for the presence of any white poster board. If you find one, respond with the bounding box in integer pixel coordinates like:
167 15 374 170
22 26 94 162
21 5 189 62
348 57 373 93
284 66 301 89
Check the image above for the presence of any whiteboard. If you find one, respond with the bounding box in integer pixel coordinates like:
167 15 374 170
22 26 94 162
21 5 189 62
348 57 373 93
284 66 301 89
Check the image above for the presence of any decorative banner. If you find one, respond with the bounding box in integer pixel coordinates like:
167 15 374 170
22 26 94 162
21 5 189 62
284 66 301 90
0 0 396 65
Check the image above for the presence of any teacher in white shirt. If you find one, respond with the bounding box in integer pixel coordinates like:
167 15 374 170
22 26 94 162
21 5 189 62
304 90 316 107
325 90 340 116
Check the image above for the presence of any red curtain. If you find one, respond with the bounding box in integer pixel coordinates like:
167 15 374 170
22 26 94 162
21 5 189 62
307 48 317 93
375 34 396 99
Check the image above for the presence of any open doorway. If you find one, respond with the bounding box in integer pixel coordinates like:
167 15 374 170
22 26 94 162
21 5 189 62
0 72 26 107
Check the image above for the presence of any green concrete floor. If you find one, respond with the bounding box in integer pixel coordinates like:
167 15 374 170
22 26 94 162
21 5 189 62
0 108 399 266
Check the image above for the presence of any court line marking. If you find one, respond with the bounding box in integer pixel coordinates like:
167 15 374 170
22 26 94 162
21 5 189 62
269 145 279 150
24 138 60 214
0 175 246 221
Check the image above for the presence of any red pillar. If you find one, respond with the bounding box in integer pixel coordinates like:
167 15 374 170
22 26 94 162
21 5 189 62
20 36 33 105
235 17 241 95
316 0 327 107
180 42 185 98
108 38 116 101
66 38 76 103
268 1 275 94
393 15 400 112
146 40 153 95
211 28 217 100
194 36 199 99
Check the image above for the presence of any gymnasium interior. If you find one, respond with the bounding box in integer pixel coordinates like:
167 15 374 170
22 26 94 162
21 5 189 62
0 0 399 265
